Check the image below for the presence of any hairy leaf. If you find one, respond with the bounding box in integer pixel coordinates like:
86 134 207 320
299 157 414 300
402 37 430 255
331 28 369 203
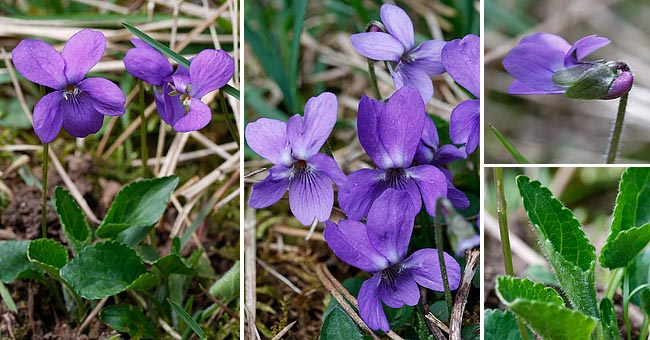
320 304 362 340
0 240 41 283
516 175 597 316
27 238 68 280
485 309 532 340
101 304 155 339
509 299 596 340
54 187 91 254
495 276 564 306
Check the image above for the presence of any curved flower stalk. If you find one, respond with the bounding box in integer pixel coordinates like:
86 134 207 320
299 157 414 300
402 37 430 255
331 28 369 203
350 4 446 103
245 92 347 226
442 34 480 155
124 39 234 132
12 29 126 143
339 87 447 220
503 32 633 99
324 189 461 332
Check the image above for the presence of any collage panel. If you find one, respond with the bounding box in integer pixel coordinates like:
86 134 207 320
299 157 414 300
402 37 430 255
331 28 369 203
243 0 480 338
485 167 650 339
0 1 240 339
485 1 650 164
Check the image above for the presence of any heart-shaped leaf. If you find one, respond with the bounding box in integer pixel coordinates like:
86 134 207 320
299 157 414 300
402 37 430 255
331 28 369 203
152 254 194 276
508 299 596 340
496 276 564 306
320 304 362 340
0 240 41 283
60 241 148 299
517 175 597 317
600 168 650 268
55 187 91 254
208 261 239 303
27 238 68 280
100 303 156 339
97 176 179 246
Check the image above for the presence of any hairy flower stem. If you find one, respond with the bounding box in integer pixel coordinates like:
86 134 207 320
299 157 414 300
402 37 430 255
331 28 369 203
41 143 49 239
494 168 529 340
624 271 631 340
219 89 239 146
606 93 629 164
138 81 150 178
366 59 381 99
605 267 624 301
435 202 453 314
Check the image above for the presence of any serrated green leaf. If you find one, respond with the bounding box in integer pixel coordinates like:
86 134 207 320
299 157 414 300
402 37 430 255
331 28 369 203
208 261 239 303
60 241 148 299
495 276 564 306
121 22 239 100
485 309 532 340
27 238 68 280
100 304 156 339
516 175 598 316
601 168 650 268
128 272 158 291
0 240 41 283
508 299 596 340
320 305 362 340
597 297 620 340
153 254 194 276
54 186 91 254
97 176 179 246
168 298 207 340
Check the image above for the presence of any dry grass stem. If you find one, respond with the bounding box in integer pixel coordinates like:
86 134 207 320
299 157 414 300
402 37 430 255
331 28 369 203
271 320 297 340
256 258 302 294
76 297 108 336
449 250 479 340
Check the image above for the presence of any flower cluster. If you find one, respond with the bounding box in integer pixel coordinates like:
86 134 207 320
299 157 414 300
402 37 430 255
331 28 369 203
503 32 633 99
12 29 235 144
246 3 479 332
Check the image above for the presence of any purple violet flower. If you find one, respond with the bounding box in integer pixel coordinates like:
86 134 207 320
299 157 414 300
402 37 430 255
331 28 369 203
442 34 480 155
11 29 126 143
339 87 447 220
350 4 446 103
124 39 234 132
503 32 633 99
246 92 347 226
324 189 461 332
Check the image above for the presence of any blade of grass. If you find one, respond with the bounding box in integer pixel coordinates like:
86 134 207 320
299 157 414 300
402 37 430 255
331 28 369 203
121 22 239 100
289 0 307 89
489 124 530 164
167 298 207 340
0 281 17 312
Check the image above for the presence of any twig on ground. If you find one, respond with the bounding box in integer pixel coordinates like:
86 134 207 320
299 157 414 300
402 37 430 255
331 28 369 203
449 250 479 340
77 297 108 336
256 258 302 294
271 320 297 340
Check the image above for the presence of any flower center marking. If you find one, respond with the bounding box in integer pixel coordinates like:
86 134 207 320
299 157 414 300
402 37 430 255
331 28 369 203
381 264 404 290
62 85 81 100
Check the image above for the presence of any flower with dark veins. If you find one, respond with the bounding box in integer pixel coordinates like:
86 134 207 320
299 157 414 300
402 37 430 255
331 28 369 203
339 87 447 220
12 29 126 143
503 32 633 99
350 4 446 103
246 92 347 226
325 189 461 332
442 34 480 155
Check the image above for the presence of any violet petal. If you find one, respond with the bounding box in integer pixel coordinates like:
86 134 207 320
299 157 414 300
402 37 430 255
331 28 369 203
350 32 404 62
288 167 333 225
377 270 420 307
245 118 291 166
442 34 479 97
173 99 212 132
409 40 446 75
380 4 414 50
449 99 480 154
508 79 565 95
402 248 461 291
392 65 434 103
248 165 291 209
60 92 104 138
323 220 389 273
338 168 385 221
32 91 63 143
357 95 392 168
358 274 390 332
503 39 567 92
189 49 234 98
365 189 416 264
124 41 173 86
153 83 177 126
286 92 337 160
564 35 611 66
61 29 106 84
11 39 66 90
406 165 447 216
78 78 125 116
308 153 347 188
377 86 424 168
